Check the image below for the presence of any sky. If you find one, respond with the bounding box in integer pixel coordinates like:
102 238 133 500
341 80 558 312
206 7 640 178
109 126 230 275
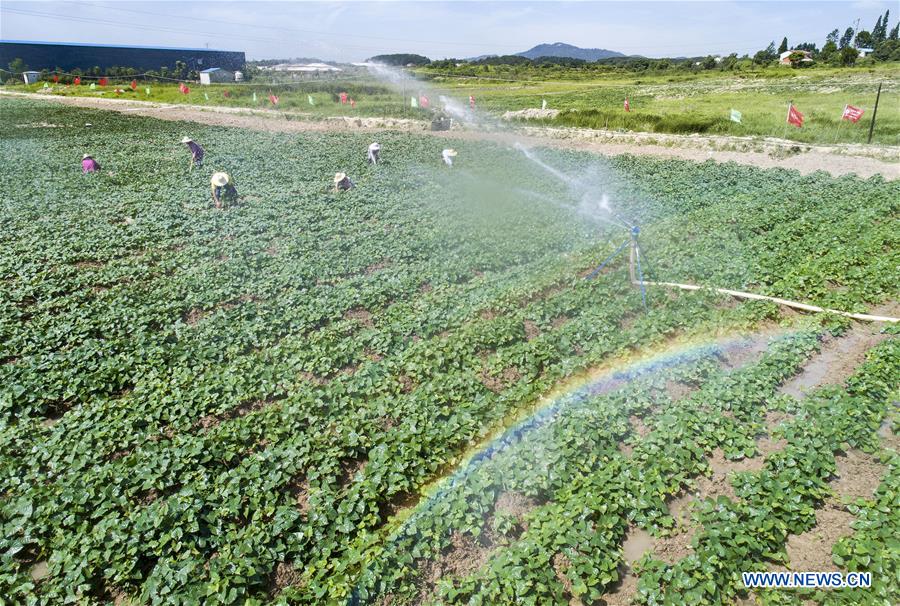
1 1 895 62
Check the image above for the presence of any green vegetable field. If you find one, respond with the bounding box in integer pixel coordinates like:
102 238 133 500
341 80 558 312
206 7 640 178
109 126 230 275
1 97 898 606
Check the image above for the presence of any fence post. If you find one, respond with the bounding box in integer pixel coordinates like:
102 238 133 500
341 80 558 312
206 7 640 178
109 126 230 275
867 82 882 144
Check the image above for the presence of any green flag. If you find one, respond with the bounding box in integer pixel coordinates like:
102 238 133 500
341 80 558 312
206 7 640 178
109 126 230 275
43 82 49 88
90 82 96 90
308 94 315 106
730 108 742 123
411 96 418 108
145 87 151 95
252 92 257 102
204 92 209 101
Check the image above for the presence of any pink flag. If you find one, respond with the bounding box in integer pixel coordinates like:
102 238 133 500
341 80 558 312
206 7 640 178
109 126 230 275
269 94 279 105
340 92 348 104
419 95 429 108
469 95 475 109
624 97 630 112
841 104 864 123
787 104 804 128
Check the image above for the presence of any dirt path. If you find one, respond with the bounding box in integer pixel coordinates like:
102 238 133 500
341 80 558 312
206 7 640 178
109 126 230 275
4 90 898 180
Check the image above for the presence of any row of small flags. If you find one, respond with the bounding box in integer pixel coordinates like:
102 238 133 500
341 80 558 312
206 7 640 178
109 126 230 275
621 95 863 128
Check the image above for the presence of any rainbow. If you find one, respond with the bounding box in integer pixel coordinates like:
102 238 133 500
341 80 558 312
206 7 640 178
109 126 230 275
387 325 793 544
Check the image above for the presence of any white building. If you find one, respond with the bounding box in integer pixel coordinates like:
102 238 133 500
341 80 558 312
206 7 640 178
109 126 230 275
261 63 342 73
857 47 875 58
199 68 234 85
22 70 40 84
779 50 813 65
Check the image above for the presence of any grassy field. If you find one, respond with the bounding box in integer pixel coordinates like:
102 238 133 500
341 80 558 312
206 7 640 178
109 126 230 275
7 62 900 145
1 96 898 605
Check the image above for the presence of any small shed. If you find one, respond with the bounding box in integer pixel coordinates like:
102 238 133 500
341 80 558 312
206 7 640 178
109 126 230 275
22 70 40 84
199 67 234 85
779 50 813 65
857 47 874 58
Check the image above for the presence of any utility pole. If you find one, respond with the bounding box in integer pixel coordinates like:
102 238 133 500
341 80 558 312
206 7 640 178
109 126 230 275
853 18 861 47
867 82 882 144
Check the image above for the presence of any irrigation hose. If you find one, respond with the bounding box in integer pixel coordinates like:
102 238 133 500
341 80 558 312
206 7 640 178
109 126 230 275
639 280 899 323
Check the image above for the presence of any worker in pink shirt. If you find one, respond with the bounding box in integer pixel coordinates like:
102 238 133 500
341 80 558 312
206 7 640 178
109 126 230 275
82 154 101 173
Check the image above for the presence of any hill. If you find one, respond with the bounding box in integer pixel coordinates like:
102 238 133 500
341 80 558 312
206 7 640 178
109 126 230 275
517 42 625 61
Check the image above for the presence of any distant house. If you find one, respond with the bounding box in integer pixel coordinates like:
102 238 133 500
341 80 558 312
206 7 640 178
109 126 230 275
779 50 813 65
199 68 234 85
857 47 875 58
22 70 40 84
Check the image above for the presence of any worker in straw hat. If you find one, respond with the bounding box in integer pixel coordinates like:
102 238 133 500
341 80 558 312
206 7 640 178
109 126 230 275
210 172 238 209
181 136 204 169
441 148 457 167
81 153 101 173
334 172 354 192
367 142 381 165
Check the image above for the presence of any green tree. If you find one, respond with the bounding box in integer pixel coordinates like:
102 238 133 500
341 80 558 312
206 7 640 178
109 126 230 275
753 41 778 65
840 46 859 66
826 29 840 44
787 51 811 68
873 10 889 42
7 56 28 83
855 30 873 48
839 27 854 48
820 40 838 62
890 23 899 40
778 37 789 53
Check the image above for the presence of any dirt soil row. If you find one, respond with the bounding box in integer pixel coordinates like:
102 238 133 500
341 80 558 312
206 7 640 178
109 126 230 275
3 91 897 180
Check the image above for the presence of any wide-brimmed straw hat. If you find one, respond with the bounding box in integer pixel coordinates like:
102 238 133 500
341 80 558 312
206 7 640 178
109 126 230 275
443 149 457 157
211 172 230 187
83 153 92 159
334 172 347 183
180 136 193 143
369 142 381 150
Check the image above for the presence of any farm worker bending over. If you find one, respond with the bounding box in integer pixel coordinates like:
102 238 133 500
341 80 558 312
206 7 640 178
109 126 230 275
181 137 204 169
210 172 238 209
367 142 381 165
334 172 354 191
82 153 101 173
442 148 457 167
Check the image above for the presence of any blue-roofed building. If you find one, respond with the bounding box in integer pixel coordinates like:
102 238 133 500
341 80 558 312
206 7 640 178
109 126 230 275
0 40 245 73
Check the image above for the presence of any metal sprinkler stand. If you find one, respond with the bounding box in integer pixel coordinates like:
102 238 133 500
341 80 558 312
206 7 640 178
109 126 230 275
584 224 649 310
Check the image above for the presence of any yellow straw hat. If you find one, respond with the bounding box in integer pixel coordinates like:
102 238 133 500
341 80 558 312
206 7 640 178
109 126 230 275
211 172 229 187
83 153 92 159
443 149 457 157
334 172 347 183
180 136 192 144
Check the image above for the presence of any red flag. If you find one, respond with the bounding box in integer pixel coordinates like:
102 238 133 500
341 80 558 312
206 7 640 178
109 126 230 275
52 74 59 83
350 98 356 108
98 77 108 87
469 95 475 109
787 104 803 128
841 104 864 123
624 97 630 112
269 94 279 105
419 95 429 108
340 92 348 104
223 90 231 98
130 79 137 91
179 83 190 95
74 76 81 85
